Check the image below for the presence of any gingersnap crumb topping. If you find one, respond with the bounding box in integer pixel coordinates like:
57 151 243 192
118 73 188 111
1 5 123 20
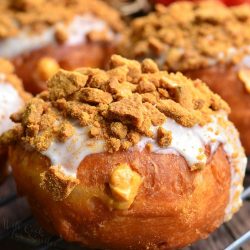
3 55 230 153
121 1 250 71
0 58 31 101
0 0 123 40
157 127 172 147
40 166 79 201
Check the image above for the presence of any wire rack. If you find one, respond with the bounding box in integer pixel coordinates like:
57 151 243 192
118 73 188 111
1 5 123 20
103 0 152 16
0 170 249 250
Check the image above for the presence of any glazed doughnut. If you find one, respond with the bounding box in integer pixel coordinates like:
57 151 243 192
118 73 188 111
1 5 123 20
5 56 246 249
120 1 250 155
0 0 124 94
0 59 30 182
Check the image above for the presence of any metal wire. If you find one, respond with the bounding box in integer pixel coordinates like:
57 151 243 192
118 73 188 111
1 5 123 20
0 193 17 206
225 231 250 250
242 186 250 200
104 0 151 16
224 186 250 250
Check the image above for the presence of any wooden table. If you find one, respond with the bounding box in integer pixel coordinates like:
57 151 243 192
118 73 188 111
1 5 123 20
0 171 249 250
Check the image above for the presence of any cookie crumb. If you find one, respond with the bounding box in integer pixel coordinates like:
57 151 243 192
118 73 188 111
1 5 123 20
157 127 172 147
40 166 79 201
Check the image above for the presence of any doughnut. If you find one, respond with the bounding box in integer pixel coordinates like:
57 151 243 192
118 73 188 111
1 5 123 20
0 0 124 94
5 55 246 249
120 1 250 155
0 59 30 182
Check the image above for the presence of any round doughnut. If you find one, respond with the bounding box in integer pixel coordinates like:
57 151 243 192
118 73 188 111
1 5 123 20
6 55 246 249
10 145 231 250
120 1 250 155
0 0 124 94
0 59 30 182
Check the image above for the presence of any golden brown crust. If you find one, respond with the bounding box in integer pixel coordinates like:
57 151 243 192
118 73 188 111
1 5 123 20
10 144 231 249
121 1 250 71
12 42 116 94
184 64 250 155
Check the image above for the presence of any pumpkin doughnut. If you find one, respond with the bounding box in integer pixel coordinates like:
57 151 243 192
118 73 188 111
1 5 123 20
4 56 246 249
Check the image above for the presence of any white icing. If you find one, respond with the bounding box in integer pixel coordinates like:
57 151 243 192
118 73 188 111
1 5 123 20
42 112 246 221
65 15 114 46
0 14 116 58
43 125 105 177
0 79 24 135
137 119 207 167
242 55 250 68
0 28 55 59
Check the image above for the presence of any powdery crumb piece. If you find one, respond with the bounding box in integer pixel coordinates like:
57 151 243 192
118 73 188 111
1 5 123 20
143 102 166 126
141 58 159 73
157 127 172 147
110 122 127 139
40 166 79 201
238 68 250 94
148 37 165 55
22 98 45 127
79 88 113 104
36 57 60 82
109 163 142 209
89 125 102 138
127 131 140 145
86 70 110 90
157 99 199 127
56 122 75 142
108 78 135 100
48 69 88 100
137 77 156 93
107 94 144 128
110 55 142 80
107 137 121 153
56 100 94 126
191 162 206 170
87 29 111 42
